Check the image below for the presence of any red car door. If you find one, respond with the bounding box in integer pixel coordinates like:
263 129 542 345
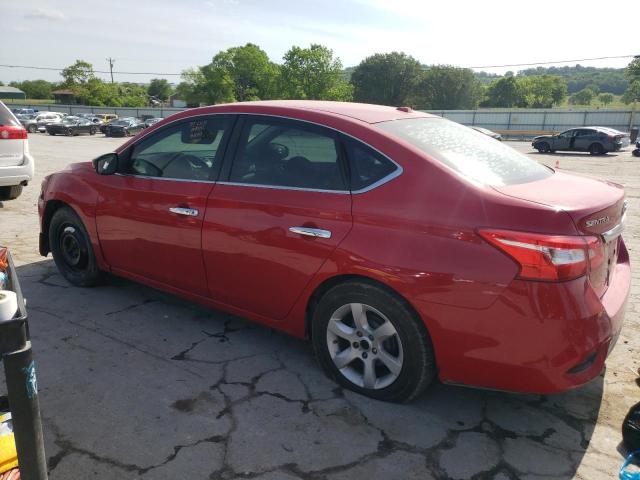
96 115 234 296
202 116 352 320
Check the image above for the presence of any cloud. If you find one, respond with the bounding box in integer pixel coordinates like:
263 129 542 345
24 8 65 21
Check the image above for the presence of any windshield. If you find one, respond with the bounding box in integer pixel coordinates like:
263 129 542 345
111 120 130 126
376 117 552 186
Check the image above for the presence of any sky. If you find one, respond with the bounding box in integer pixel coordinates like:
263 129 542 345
3 0 639 84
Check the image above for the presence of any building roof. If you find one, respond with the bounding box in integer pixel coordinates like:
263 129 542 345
0 86 25 94
52 89 75 95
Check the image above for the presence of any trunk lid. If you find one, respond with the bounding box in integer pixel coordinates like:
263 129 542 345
494 171 626 296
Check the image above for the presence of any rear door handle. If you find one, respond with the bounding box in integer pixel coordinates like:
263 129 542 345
289 227 332 239
169 207 199 217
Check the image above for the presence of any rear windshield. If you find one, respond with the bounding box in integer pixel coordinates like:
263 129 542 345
377 117 552 186
0 103 20 127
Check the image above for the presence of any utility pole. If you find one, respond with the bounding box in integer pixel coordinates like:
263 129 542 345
106 57 115 84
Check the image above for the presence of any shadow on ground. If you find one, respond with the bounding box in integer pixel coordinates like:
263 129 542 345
10 259 607 479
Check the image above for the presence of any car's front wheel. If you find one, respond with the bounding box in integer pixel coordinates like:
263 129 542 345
536 142 551 153
312 281 436 402
28 124 37 133
49 207 103 286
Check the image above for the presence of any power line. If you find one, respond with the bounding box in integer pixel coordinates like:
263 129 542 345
0 54 636 77
469 54 637 69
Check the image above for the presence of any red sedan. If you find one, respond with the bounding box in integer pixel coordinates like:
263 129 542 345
38 101 630 402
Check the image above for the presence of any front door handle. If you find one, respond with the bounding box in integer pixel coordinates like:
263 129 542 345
289 226 332 239
169 207 199 217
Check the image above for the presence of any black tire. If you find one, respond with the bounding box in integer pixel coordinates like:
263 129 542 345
589 143 605 155
536 142 551 153
65 128 73 137
311 281 436 403
28 124 37 133
48 131 56 136
90 127 96 135
0 185 23 201
49 207 103 287
633 149 640 158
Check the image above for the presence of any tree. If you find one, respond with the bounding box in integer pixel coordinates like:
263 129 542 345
598 93 614 106
10 80 53 99
626 57 640 81
280 44 352 101
61 60 94 86
147 78 172 101
208 43 280 101
569 88 595 105
481 75 525 108
518 75 567 108
417 65 482 109
175 67 235 106
350 52 423 106
622 80 640 104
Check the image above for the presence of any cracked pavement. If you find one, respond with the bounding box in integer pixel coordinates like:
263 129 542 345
1 134 639 479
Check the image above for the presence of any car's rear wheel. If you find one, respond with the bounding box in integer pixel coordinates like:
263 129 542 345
90 127 96 135
27 124 37 133
0 185 23 201
589 143 605 155
536 142 551 153
49 207 103 287
65 128 73 136
48 131 56 136
311 281 436 402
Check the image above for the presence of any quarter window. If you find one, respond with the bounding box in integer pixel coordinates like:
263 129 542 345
127 116 231 181
345 139 397 191
230 118 346 191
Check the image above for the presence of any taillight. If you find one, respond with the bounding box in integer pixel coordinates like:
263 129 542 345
479 229 604 282
0 126 28 140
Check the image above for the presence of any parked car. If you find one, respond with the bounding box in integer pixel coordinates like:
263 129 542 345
470 126 502 140
103 118 144 137
15 114 37 133
144 117 163 128
46 117 98 136
11 108 37 116
93 114 118 123
0 101 34 200
38 101 629 402
633 139 640 157
532 127 630 154
35 112 65 133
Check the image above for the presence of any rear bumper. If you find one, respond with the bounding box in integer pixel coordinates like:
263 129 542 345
424 240 631 394
0 154 34 187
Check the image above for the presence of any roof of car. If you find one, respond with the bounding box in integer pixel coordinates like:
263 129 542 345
194 100 434 124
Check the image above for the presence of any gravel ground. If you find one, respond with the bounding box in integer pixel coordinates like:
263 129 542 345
1 133 638 479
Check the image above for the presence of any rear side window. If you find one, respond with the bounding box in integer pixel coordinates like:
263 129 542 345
127 116 231 181
0 103 19 127
230 118 346 191
344 138 397 191
377 118 552 186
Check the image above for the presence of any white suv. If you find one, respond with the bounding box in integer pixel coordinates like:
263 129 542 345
35 112 64 132
0 102 34 200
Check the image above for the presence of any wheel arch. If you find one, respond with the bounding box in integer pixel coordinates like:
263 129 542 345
40 199 75 255
304 273 427 341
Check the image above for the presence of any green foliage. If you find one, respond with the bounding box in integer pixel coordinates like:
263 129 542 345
626 58 640 81
516 64 628 95
61 60 95 86
280 44 352 101
417 65 482 109
622 80 640 104
9 80 53 99
598 93 614 106
351 52 423 106
518 75 567 108
569 88 595 105
147 78 172 101
209 43 280 101
481 76 526 108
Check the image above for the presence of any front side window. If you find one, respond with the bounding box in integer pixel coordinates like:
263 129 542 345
377 117 552 186
126 116 232 181
229 118 346 191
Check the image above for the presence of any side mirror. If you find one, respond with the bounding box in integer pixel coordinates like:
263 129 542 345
93 153 119 175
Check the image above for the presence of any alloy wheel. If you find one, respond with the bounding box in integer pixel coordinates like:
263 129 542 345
326 303 404 390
